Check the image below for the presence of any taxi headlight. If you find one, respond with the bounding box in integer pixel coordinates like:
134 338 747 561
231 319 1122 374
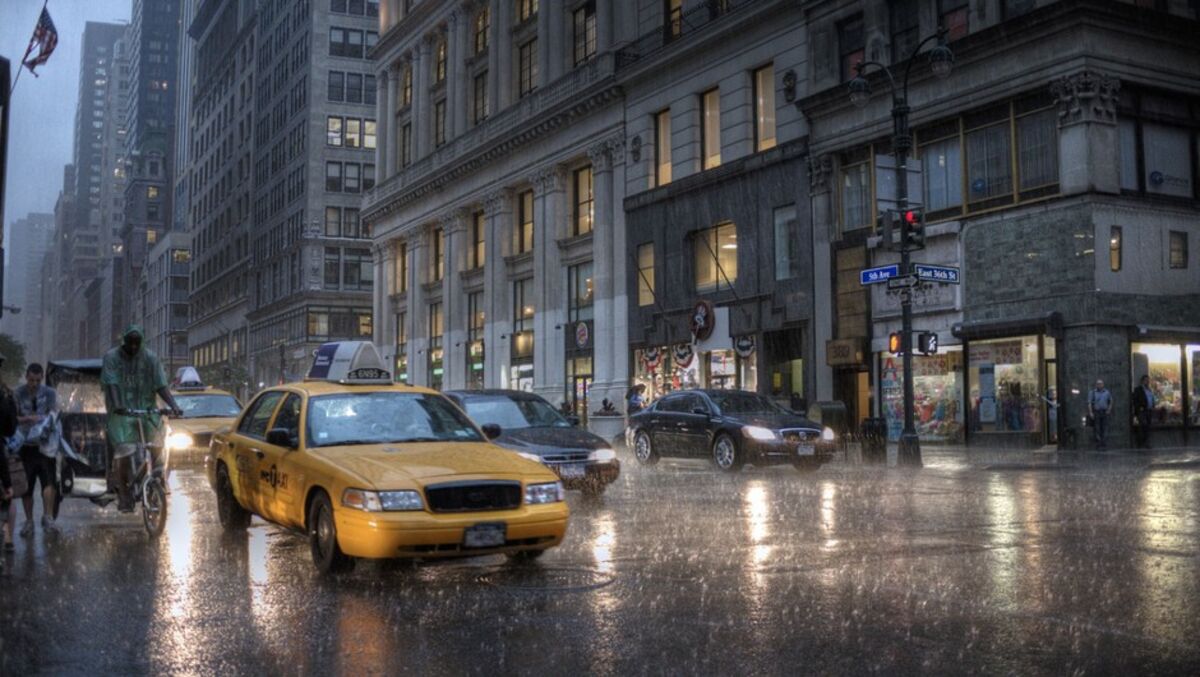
524 481 564 505
165 432 194 451
379 490 424 511
822 426 836 442
742 425 778 441
588 448 617 463
516 451 545 465
341 488 383 512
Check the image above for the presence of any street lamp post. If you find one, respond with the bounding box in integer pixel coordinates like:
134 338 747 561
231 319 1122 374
848 29 954 468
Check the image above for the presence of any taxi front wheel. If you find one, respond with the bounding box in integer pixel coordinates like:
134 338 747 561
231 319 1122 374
216 464 250 531
308 491 355 575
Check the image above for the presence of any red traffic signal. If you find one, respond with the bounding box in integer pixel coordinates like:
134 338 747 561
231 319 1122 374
888 332 903 354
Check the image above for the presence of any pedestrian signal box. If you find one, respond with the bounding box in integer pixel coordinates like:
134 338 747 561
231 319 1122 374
917 331 938 355
888 332 903 354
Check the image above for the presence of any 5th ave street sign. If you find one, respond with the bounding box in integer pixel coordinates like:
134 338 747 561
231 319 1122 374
860 264 900 285
914 264 961 284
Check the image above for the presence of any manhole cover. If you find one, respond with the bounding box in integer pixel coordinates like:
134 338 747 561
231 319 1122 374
478 566 615 593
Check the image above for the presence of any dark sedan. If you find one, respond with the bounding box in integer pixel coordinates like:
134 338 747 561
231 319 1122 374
444 390 621 495
625 389 836 472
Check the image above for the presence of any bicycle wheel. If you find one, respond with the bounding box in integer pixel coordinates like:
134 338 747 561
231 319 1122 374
142 478 168 537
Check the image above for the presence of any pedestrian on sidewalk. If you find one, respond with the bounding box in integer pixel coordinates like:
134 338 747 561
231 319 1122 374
1088 379 1112 450
1131 375 1154 450
0 356 19 559
16 363 60 536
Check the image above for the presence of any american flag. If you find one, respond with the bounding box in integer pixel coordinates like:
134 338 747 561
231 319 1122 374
22 8 60 76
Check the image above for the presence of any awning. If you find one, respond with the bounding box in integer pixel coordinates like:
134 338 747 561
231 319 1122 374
951 312 1063 341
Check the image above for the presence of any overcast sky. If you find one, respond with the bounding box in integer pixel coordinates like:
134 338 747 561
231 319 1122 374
2 0 131 247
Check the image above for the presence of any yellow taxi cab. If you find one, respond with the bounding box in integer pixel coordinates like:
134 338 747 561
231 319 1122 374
165 367 243 461
206 341 569 574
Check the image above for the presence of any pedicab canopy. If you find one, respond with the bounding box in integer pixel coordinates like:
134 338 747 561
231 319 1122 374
305 341 392 385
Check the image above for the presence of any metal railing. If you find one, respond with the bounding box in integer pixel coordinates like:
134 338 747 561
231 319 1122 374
615 0 761 71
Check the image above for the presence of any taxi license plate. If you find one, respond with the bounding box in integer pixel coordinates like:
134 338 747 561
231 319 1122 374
558 463 586 479
463 523 506 548
796 444 815 456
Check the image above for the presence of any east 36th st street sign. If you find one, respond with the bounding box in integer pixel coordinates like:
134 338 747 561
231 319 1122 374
914 264 960 284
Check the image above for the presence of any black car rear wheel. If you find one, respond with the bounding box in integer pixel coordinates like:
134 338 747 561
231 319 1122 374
712 434 744 472
633 431 658 466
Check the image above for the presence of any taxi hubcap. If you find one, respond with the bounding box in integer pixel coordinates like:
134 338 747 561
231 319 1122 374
635 435 650 461
316 506 333 556
715 439 734 467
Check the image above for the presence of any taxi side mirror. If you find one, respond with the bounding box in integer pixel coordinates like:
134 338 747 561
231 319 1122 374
267 427 298 449
481 423 502 440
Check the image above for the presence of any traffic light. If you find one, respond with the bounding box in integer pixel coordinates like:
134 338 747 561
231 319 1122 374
901 209 925 250
888 332 903 354
917 331 938 355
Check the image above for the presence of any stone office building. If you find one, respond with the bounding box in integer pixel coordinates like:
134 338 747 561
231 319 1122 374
799 0 1200 448
365 0 633 419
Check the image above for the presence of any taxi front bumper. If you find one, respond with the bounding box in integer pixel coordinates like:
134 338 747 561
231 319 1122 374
335 502 569 559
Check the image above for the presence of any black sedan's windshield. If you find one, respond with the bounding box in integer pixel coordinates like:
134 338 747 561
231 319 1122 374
707 391 788 415
461 395 571 430
306 392 484 447
176 394 242 418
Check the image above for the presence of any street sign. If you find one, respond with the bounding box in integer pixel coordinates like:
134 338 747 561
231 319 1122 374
887 274 918 289
914 264 960 284
860 264 900 286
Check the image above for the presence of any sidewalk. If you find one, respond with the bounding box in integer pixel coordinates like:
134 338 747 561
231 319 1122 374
828 442 1200 471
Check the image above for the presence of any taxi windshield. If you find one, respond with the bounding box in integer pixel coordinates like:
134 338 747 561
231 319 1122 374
461 395 571 430
176 394 242 418
307 392 484 447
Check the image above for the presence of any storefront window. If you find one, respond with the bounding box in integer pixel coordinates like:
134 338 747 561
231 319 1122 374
1132 343 1186 426
694 222 737 292
568 356 592 423
968 336 1042 435
709 350 737 390
1190 345 1200 427
881 350 964 442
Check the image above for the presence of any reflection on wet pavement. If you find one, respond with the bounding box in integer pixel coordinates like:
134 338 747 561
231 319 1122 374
1 456 1198 674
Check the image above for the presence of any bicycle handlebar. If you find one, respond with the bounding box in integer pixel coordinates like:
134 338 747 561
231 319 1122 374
121 408 176 417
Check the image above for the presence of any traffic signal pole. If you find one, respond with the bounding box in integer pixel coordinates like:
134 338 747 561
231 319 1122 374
892 101 923 467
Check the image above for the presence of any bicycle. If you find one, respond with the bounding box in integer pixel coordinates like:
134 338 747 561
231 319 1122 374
121 407 173 537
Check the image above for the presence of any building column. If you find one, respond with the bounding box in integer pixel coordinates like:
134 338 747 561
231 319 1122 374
587 137 619 408
546 0 564 82
372 244 387 346
383 64 397 177
1051 70 1121 196
596 0 613 53
442 210 469 390
452 6 471 137
484 189 513 388
414 36 433 159
408 238 429 385
609 135 630 405
531 165 567 403
380 244 396 348
446 10 463 140
494 0 513 110
808 154 835 402
536 0 551 89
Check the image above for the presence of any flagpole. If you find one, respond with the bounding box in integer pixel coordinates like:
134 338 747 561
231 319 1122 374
9 0 50 97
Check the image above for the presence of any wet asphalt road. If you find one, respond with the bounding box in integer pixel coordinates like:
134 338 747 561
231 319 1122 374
1 451 1198 676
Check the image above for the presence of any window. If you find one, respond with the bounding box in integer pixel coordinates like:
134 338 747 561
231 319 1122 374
513 278 535 359
754 65 776 152
838 14 865 81
345 118 362 148
637 243 655 307
517 189 534 253
701 88 721 170
364 120 377 150
655 110 672 187
919 125 963 212
1131 342 1187 427
329 71 345 101
238 392 283 438
471 211 486 269
664 0 682 40
1017 108 1058 191
1144 124 1194 198
325 206 342 236
324 247 341 288
573 2 597 66
965 106 1012 206
890 0 919 64
428 302 444 388
325 162 343 191
1002 0 1035 19
401 66 412 106
400 123 412 167
147 186 159 199
572 166 594 236
518 0 538 23
1119 93 1197 198
1170 231 1188 269
473 72 488 124
568 262 594 323
343 248 373 291
839 150 871 230
432 227 444 281
435 37 447 83
346 73 364 103
474 9 490 55
344 163 361 193
773 204 799 280
519 40 537 97
939 0 969 41
434 100 447 147
330 28 365 58
1109 225 1122 272
346 208 363 237
695 222 738 292
397 242 409 293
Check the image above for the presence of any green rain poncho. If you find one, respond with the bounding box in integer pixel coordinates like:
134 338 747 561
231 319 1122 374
101 324 169 449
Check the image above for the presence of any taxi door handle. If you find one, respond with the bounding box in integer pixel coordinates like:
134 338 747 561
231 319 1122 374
251 448 265 460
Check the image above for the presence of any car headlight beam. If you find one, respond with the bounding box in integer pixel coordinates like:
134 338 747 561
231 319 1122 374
524 481 564 504
588 448 617 463
342 488 424 512
742 425 778 441
822 426 836 442
165 432 194 451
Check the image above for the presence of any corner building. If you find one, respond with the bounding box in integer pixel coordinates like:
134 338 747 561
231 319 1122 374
799 0 1200 448
365 0 632 420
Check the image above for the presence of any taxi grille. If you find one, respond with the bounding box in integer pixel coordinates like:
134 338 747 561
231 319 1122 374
424 481 522 512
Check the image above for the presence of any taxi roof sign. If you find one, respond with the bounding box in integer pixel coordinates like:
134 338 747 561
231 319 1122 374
306 341 393 384
173 366 206 390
